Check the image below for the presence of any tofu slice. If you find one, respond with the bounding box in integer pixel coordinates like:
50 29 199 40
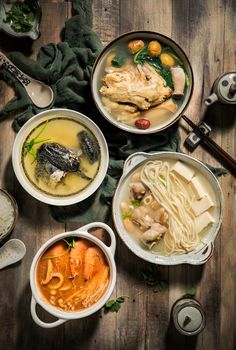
196 211 215 234
192 195 214 216
190 176 207 199
171 161 195 182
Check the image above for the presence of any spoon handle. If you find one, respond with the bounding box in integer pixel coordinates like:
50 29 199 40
0 52 32 87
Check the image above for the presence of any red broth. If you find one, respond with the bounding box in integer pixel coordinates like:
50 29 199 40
36 238 110 311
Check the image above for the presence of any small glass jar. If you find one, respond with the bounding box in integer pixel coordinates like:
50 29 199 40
172 298 206 336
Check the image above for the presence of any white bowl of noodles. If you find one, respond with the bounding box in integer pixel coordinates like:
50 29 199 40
112 152 223 265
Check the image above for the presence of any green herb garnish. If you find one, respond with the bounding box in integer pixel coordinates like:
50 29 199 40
131 198 142 207
24 120 50 163
4 1 36 33
122 211 132 219
133 46 173 88
184 287 196 299
63 237 76 251
105 296 127 312
141 265 168 293
112 55 125 67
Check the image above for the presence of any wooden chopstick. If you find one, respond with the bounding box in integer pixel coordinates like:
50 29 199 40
181 115 236 176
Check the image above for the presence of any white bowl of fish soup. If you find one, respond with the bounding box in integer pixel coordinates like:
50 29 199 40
12 108 108 205
112 152 223 265
91 31 193 134
30 222 116 328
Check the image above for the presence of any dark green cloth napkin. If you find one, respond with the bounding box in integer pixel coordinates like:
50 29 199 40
0 0 226 224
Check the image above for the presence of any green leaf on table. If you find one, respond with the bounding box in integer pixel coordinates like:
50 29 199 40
184 287 196 299
141 265 168 293
105 296 128 313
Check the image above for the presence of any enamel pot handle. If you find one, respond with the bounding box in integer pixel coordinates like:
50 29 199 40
31 297 66 328
186 243 214 265
78 222 116 255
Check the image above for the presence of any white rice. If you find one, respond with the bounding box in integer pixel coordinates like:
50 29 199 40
0 191 15 237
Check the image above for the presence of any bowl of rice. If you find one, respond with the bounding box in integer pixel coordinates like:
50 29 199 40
0 189 18 241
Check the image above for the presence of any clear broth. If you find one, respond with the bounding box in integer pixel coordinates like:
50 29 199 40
21 117 100 197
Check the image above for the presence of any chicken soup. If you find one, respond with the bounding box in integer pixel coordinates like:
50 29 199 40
36 237 110 311
100 39 189 130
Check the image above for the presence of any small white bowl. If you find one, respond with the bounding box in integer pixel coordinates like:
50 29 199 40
91 31 194 134
112 152 223 265
12 108 109 206
30 222 116 328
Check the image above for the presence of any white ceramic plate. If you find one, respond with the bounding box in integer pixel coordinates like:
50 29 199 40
112 152 223 265
12 108 109 206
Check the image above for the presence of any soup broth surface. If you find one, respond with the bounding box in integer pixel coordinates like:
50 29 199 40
36 238 110 312
99 38 189 130
22 117 100 197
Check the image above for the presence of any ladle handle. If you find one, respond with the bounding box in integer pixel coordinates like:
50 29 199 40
0 52 32 87
31 297 66 328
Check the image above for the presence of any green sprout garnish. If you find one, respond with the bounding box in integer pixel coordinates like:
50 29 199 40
24 120 50 163
122 211 133 220
63 237 76 251
131 198 142 207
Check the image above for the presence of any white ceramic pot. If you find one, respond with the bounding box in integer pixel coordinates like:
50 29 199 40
12 108 109 206
112 152 223 265
30 222 116 328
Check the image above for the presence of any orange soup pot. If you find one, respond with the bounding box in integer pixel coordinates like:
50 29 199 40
30 222 116 328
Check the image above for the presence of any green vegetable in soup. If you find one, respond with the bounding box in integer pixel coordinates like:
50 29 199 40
4 1 36 33
133 46 173 88
131 198 142 207
111 55 125 67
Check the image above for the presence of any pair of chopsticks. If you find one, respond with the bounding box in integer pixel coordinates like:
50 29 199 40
181 115 236 176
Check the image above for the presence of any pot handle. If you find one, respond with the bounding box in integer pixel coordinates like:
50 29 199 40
186 243 214 265
31 297 66 328
122 152 149 176
78 222 116 256
205 92 218 106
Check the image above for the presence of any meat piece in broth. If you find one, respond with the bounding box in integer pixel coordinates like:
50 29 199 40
141 223 167 248
100 62 172 110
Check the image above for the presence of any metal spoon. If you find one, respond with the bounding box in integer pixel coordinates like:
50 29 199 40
0 239 26 270
0 52 54 108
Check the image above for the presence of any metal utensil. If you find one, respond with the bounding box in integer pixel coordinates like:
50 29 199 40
0 239 26 270
0 52 54 108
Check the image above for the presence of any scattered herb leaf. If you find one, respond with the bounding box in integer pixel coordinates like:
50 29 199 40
63 237 76 251
131 198 142 207
141 265 168 293
105 296 128 313
184 287 196 299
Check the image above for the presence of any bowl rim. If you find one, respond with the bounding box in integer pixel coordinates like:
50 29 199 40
91 30 194 134
30 228 116 320
112 151 223 265
0 189 18 241
12 108 109 206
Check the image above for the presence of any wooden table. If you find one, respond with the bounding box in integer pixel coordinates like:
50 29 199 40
0 1 235 349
